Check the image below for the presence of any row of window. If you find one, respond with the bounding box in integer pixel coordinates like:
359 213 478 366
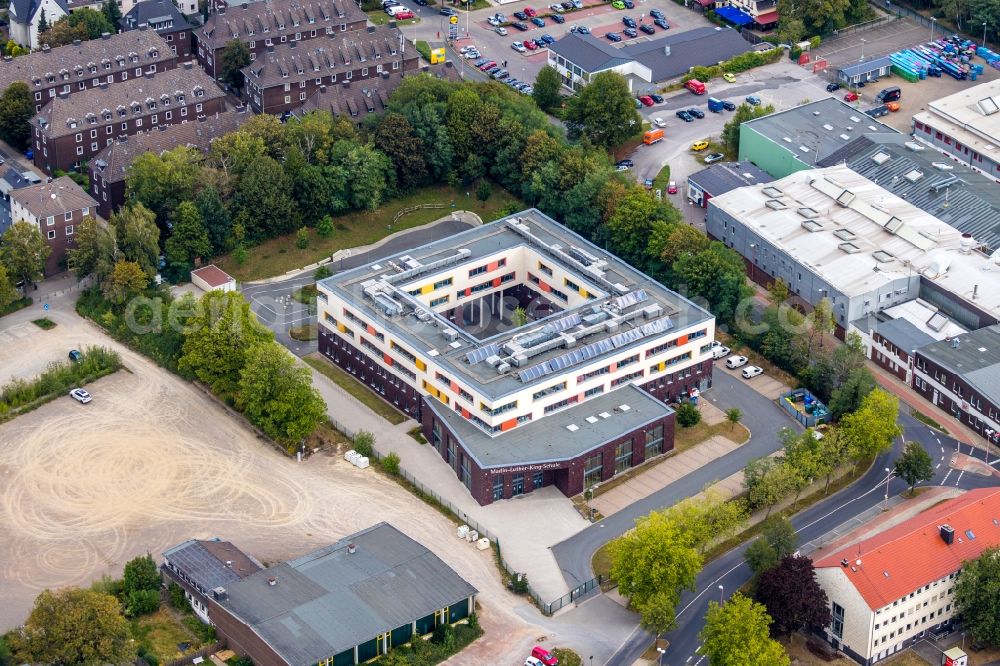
468 257 507 278
31 53 159 85
72 107 194 143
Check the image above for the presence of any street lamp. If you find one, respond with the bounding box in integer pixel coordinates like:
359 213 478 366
931 17 937 43
883 467 891 511
986 429 994 466
984 22 989 48
860 38 866 64
656 647 666 666
718 584 724 603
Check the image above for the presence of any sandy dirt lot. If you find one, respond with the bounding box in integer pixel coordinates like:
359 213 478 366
0 301 545 663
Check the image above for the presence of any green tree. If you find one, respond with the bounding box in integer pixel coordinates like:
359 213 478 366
606 188 674 269
699 594 789 666
0 220 50 287
316 214 335 239
660 224 710 273
126 146 203 229
840 389 902 465
565 71 641 149
37 8 49 34
762 515 798 559
672 242 749 325
220 39 252 93
780 427 831 504
68 216 116 282
125 589 160 617
955 546 1000 646
894 441 934 493
41 18 89 47
178 290 273 399
726 408 742 429
511 306 528 327
676 402 701 427
236 342 326 447
372 112 427 190
194 185 232 254
343 143 394 211
102 260 148 304
828 366 876 420
744 538 779 576
0 82 34 151
12 588 133 665
113 203 161 278
62 7 114 38
230 155 300 241
532 65 563 113
123 554 161 594
0 264 17 310
164 201 212 277
102 0 122 26
721 102 776 155
754 556 831 636
353 430 375 457
295 227 310 249
476 180 492 202
808 296 834 355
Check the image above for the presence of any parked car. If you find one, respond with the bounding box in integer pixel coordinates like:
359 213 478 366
486 65 501 74
513 10 528 19
550 2 564 11
463 49 480 58
649 94 663 103
649 7 664 18
382 0 399 7
612 0 625 8
667 180 678 194
623 26 637 37
711 342 730 358
68 349 82 363
525 658 545 666
414 0 427 5
644 178 654 189
479 60 496 70
511 41 526 52
551 13 565 22
653 17 669 29
623 0 634 7
704 152 724 163
606 31 622 41
524 6 537 16
725 354 748 369
687 107 704 118
570 24 589 33
493 69 509 79
539 33 555 43
865 105 889 118
616 159 634 168
638 95 654 106
652 117 666 128
524 39 538 49
826 82 841 92
742 365 764 379
531 16 545 26
723 72 736 83
70 388 92 404
495 26 508 35
690 140 708 151
440 6 457 15
843 91 859 102
531 647 559 666
562 0 575 8
745 95 761 105
512 21 529 30
623 15 636 27
722 100 736 111
676 110 693 122
639 23 655 34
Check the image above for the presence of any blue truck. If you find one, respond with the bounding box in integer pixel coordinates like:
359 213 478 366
707 97 725 113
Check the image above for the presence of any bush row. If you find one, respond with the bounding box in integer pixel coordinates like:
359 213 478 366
0 345 121 419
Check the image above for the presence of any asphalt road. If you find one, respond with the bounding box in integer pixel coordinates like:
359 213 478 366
605 411 999 665
242 218 473 355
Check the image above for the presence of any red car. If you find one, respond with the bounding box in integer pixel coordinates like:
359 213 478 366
479 60 497 70
667 180 678 194
524 6 537 16
394 10 414 18
531 646 558 666
638 95 654 106
843 91 859 102
524 39 538 50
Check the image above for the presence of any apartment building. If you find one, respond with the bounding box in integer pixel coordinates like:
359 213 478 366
30 63 227 174
316 210 716 505
243 26 418 115
815 488 1000 664
195 0 367 80
89 107 249 218
0 29 177 113
10 176 97 276
120 0 194 59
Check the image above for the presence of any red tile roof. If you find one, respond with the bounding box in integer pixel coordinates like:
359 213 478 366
191 264 234 288
815 487 1000 610
756 10 779 23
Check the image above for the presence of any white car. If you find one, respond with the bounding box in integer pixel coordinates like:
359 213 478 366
742 365 764 379
725 354 748 369
550 2 564 10
653 117 666 128
385 4 410 15
495 26 508 35
70 388 92 403
511 41 527 52
464 50 480 58
712 344 731 359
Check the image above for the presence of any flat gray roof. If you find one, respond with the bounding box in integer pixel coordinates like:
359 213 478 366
425 383 673 469
547 33 632 73
917 325 1000 406
622 26 753 82
838 56 893 78
819 133 1000 253
874 317 936 354
743 98 900 164
688 161 773 197
217 523 477 665
320 209 712 400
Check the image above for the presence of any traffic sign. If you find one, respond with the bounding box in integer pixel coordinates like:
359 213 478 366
43 303 49 311
449 14 458 24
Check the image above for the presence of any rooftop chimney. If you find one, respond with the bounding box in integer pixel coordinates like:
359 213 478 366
212 586 228 600
347 543 357 554
367 25 375 32
940 524 955 545
225 560 232 567
183 61 193 69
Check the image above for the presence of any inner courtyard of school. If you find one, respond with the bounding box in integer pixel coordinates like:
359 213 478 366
316 210 717 505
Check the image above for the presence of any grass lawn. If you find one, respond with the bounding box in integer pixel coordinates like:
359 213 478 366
215 183 523 281
781 633 857 666
912 410 948 434
367 9 421 25
304 352 407 425
131 608 205 664
415 39 431 61
651 164 671 192
31 317 56 330
289 323 318 341
882 652 932 666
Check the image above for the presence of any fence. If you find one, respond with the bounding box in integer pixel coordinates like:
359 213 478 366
830 12 893 38
162 642 226 666
391 203 448 226
778 388 832 428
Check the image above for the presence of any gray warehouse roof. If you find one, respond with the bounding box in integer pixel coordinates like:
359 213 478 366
216 523 478 666
547 33 632 73
622 26 753 82
873 317 937 354
819 134 1000 253
425 383 674 469
838 56 893 78
163 539 261 593
743 98 900 164
918 325 1000 406
688 161 773 197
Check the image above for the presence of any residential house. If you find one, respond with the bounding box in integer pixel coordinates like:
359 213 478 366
207 523 478 666
243 26 419 115
9 175 97 275
815 487 1000 664
120 0 194 59
7 0 68 50
30 62 227 174
89 107 248 218
194 0 367 81
161 538 262 624
0 29 177 113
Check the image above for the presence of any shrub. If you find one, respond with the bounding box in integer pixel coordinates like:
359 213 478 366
0 344 122 417
467 613 479 631
168 582 187 611
316 215 334 239
353 430 375 457
314 265 332 280
809 35 822 48
510 573 529 594
125 589 160 617
476 181 492 202
676 402 702 427
381 451 401 475
295 227 310 249
790 45 803 61
233 245 249 265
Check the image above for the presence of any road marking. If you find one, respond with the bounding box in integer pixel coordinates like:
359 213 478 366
936 463 941 469
941 469 953 485
676 562 744 618
956 471 965 486
937 438 941 445
940 446 945 453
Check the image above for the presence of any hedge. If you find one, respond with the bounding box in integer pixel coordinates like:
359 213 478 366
682 47 783 83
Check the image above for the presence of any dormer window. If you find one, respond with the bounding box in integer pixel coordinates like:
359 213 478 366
150 48 158 57
116 57 125 66
132 104 141 113
103 111 112 121
103 59 112 69
86 113 96 123
45 73 54 83
147 100 156 110
194 87 204 97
